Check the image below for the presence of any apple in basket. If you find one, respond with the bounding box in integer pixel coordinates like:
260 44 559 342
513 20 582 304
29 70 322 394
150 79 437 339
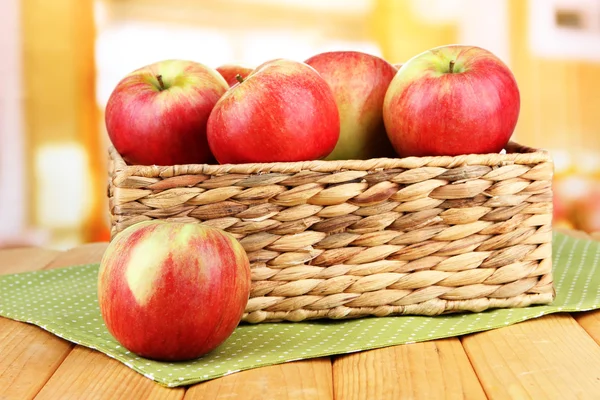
97 221 251 361
105 59 229 166
383 45 520 157
304 51 398 160
206 58 340 164
216 63 254 87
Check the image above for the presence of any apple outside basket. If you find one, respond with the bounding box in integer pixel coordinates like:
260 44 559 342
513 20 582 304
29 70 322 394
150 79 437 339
107 141 555 323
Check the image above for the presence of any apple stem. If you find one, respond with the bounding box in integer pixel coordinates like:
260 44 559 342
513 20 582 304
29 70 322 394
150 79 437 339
156 75 165 91
235 74 245 84
449 60 455 74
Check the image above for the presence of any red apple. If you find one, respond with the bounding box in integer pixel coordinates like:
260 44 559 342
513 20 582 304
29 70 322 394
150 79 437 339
383 45 520 157
304 51 397 160
393 63 403 70
97 221 251 361
105 59 229 166
206 59 340 164
216 64 254 87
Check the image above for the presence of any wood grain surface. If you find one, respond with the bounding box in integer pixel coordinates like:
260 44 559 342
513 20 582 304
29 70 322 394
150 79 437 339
575 311 600 346
333 338 487 400
0 247 61 274
462 313 600 399
0 247 69 400
185 358 333 400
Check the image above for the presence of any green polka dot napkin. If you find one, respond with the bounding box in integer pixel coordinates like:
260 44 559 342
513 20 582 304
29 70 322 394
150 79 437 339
1 232 599 387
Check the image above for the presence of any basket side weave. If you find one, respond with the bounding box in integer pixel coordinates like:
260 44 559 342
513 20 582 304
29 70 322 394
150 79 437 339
108 142 555 323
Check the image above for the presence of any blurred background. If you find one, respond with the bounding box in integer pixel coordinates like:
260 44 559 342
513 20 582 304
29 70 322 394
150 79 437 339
1 0 599 249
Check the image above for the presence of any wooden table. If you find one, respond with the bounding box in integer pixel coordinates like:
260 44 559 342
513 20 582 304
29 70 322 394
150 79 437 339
2 231 600 399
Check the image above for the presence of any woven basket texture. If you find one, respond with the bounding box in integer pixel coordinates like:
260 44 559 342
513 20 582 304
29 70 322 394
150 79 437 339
108 142 555 323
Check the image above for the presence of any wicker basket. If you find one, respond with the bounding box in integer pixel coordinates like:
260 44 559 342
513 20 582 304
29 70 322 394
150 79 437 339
107 142 555 323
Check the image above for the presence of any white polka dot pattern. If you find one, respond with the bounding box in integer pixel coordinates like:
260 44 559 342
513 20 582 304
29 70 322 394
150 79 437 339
0 232 598 387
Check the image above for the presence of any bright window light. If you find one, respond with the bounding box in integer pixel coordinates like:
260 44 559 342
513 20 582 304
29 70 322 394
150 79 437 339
35 143 91 229
96 22 235 106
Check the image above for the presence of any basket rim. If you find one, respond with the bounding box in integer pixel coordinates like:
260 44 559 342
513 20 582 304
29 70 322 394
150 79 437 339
109 141 552 178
